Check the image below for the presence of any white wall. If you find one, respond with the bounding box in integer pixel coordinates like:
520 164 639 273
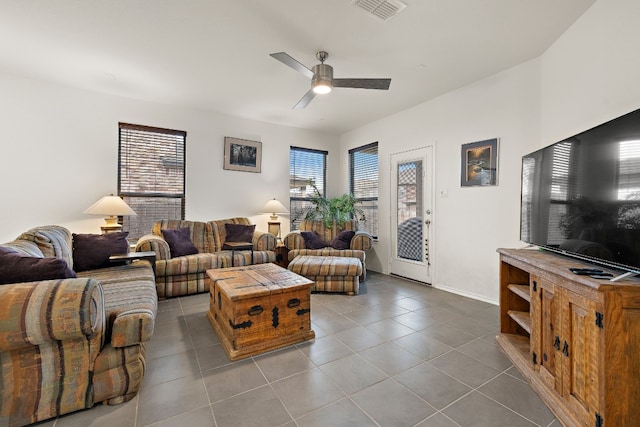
340 0 640 304
0 72 339 243
340 60 542 303
540 0 640 145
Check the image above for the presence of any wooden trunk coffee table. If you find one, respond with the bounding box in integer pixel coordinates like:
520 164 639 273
206 263 315 361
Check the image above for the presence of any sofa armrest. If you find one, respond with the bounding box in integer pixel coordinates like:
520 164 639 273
0 278 105 351
351 231 373 251
136 234 171 260
253 231 277 251
283 231 305 250
111 308 156 347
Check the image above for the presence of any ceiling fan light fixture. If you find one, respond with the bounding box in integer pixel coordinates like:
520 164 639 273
312 62 333 94
312 80 332 94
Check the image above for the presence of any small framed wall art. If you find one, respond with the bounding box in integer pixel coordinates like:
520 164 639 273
460 138 499 187
224 137 262 173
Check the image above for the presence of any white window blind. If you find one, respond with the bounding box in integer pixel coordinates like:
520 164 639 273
618 140 640 200
350 142 378 238
549 140 577 244
289 146 327 230
119 123 186 239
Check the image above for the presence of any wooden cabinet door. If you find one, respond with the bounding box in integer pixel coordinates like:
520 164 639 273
560 289 601 426
531 276 562 393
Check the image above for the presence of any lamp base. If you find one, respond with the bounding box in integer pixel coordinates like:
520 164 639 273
102 216 122 234
268 221 281 238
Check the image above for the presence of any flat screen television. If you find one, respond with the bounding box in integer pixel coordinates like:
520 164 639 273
520 108 640 279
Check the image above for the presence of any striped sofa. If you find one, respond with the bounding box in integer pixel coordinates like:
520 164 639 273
283 220 372 280
0 225 157 427
135 218 276 298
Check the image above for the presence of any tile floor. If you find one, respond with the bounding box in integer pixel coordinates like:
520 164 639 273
44 272 559 427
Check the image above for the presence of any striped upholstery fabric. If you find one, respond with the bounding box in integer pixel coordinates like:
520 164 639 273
76 262 157 347
138 218 276 298
155 253 218 298
18 225 74 269
136 234 171 260
284 221 372 251
208 217 277 252
288 256 363 294
283 220 371 280
152 220 212 253
288 249 366 280
92 343 146 405
0 225 158 426
0 278 105 427
208 217 252 251
215 249 276 269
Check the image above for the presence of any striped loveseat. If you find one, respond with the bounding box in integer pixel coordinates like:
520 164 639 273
135 218 276 298
0 225 157 427
283 220 372 280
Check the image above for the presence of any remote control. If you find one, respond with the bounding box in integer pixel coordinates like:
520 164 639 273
589 273 613 279
569 268 603 275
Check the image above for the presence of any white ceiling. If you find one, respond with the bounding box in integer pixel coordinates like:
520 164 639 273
0 0 596 134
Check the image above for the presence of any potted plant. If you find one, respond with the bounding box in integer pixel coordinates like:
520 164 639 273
292 184 366 229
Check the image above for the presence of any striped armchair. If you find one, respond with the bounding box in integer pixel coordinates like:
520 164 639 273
283 220 372 279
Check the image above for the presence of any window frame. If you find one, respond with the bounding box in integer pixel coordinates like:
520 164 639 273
118 122 187 238
289 146 328 231
349 142 379 238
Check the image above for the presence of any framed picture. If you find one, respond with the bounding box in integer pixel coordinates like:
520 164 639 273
224 137 262 173
461 138 499 187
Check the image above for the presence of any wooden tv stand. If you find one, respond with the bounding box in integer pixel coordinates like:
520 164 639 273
496 248 640 427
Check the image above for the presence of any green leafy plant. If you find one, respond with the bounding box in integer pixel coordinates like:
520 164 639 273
292 184 366 229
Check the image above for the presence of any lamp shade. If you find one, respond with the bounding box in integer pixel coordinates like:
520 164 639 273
264 198 288 214
84 195 137 216
84 194 136 233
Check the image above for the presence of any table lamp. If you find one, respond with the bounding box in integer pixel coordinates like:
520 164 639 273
263 198 289 237
84 194 137 233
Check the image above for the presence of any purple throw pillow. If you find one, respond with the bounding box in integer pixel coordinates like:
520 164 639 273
0 250 76 285
225 223 255 243
72 232 129 272
301 231 331 250
330 230 355 250
161 227 199 257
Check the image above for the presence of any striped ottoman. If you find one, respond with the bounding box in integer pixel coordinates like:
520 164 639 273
287 255 363 295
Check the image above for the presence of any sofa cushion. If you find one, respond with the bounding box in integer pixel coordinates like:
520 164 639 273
224 223 255 243
161 227 199 257
330 230 355 250
0 247 76 285
72 232 129 272
301 231 331 249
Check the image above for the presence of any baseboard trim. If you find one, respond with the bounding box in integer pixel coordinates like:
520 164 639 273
433 283 498 306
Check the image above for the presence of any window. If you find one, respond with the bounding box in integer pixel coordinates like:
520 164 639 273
118 123 186 239
350 142 378 238
289 146 327 230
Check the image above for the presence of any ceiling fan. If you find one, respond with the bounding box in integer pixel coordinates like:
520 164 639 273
270 51 391 109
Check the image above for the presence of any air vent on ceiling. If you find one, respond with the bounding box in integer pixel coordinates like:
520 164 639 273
352 0 407 21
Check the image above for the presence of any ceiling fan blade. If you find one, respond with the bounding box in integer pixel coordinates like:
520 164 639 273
293 89 316 109
333 78 391 90
270 52 314 79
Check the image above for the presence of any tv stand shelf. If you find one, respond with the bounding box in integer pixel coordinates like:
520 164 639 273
497 248 640 427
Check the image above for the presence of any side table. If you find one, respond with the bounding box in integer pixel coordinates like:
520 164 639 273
109 251 156 275
222 242 253 266
274 245 290 268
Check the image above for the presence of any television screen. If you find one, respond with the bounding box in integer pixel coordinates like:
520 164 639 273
521 108 640 274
